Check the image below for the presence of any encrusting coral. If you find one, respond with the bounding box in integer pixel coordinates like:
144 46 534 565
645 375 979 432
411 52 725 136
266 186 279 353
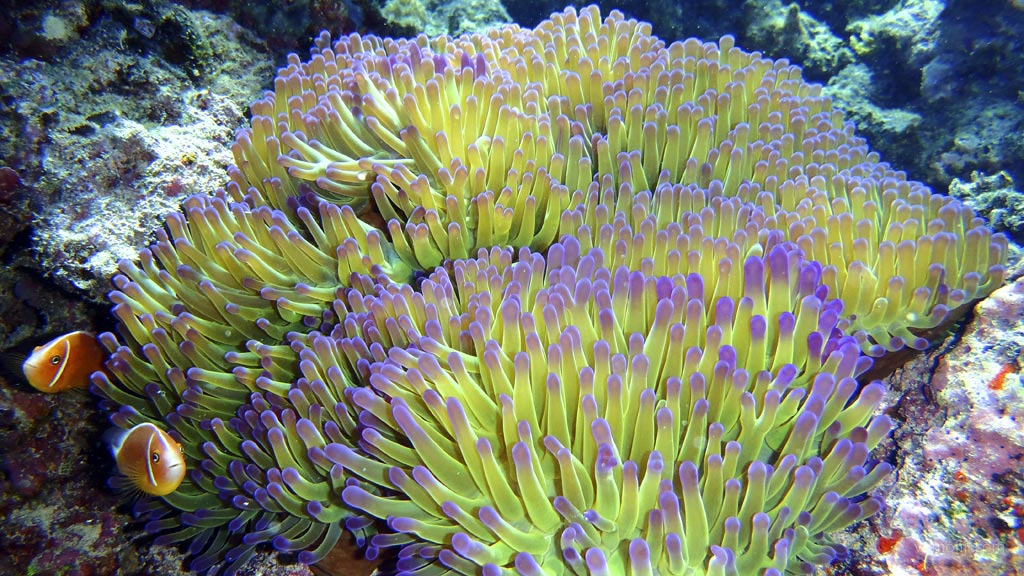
90 5 1007 575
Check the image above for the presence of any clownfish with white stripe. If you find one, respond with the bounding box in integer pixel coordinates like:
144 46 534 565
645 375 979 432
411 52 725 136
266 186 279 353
19 330 106 394
109 423 187 496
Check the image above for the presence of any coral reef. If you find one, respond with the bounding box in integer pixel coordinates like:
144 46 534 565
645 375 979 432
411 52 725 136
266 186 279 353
0 2 272 333
381 0 433 33
381 0 511 36
823 63 922 155
84 5 1005 575
0 2 1021 576
745 1 854 80
833 272 1024 576
824 0 1024 201
0 0 91 58
950 171 1024 246
0 379 143 576
846 0 944 68
178 0 358 53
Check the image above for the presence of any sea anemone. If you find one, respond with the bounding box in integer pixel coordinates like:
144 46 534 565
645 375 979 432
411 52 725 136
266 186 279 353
333 236 892 574
229 4 1006 354
91 4 1006 575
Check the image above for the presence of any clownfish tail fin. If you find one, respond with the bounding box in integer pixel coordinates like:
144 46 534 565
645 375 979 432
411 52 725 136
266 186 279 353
0 351 27 381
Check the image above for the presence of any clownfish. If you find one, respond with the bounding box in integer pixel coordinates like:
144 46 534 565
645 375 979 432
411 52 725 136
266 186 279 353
110 423 187 496
19 330 106 393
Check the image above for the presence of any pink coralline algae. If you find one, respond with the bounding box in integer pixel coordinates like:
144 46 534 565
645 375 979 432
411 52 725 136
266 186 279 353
842 274 1024 576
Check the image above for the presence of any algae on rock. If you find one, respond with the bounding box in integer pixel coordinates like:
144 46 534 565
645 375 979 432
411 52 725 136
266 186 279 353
382 0 510 36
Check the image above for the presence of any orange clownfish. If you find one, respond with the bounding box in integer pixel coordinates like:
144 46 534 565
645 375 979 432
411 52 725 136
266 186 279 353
111 423 187 496
21 330 106 393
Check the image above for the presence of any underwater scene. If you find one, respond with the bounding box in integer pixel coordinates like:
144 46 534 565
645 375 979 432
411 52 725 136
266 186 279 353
0 0 1022 575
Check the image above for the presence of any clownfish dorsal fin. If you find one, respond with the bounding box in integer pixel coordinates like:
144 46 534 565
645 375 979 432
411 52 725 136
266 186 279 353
104 426 130 458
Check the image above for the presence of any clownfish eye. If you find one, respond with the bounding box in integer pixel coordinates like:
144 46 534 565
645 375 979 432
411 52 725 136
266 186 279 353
49 355 62 365
151 452 160 463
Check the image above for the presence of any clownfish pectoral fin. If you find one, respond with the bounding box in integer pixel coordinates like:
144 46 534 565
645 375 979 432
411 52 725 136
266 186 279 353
106 473 144 499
